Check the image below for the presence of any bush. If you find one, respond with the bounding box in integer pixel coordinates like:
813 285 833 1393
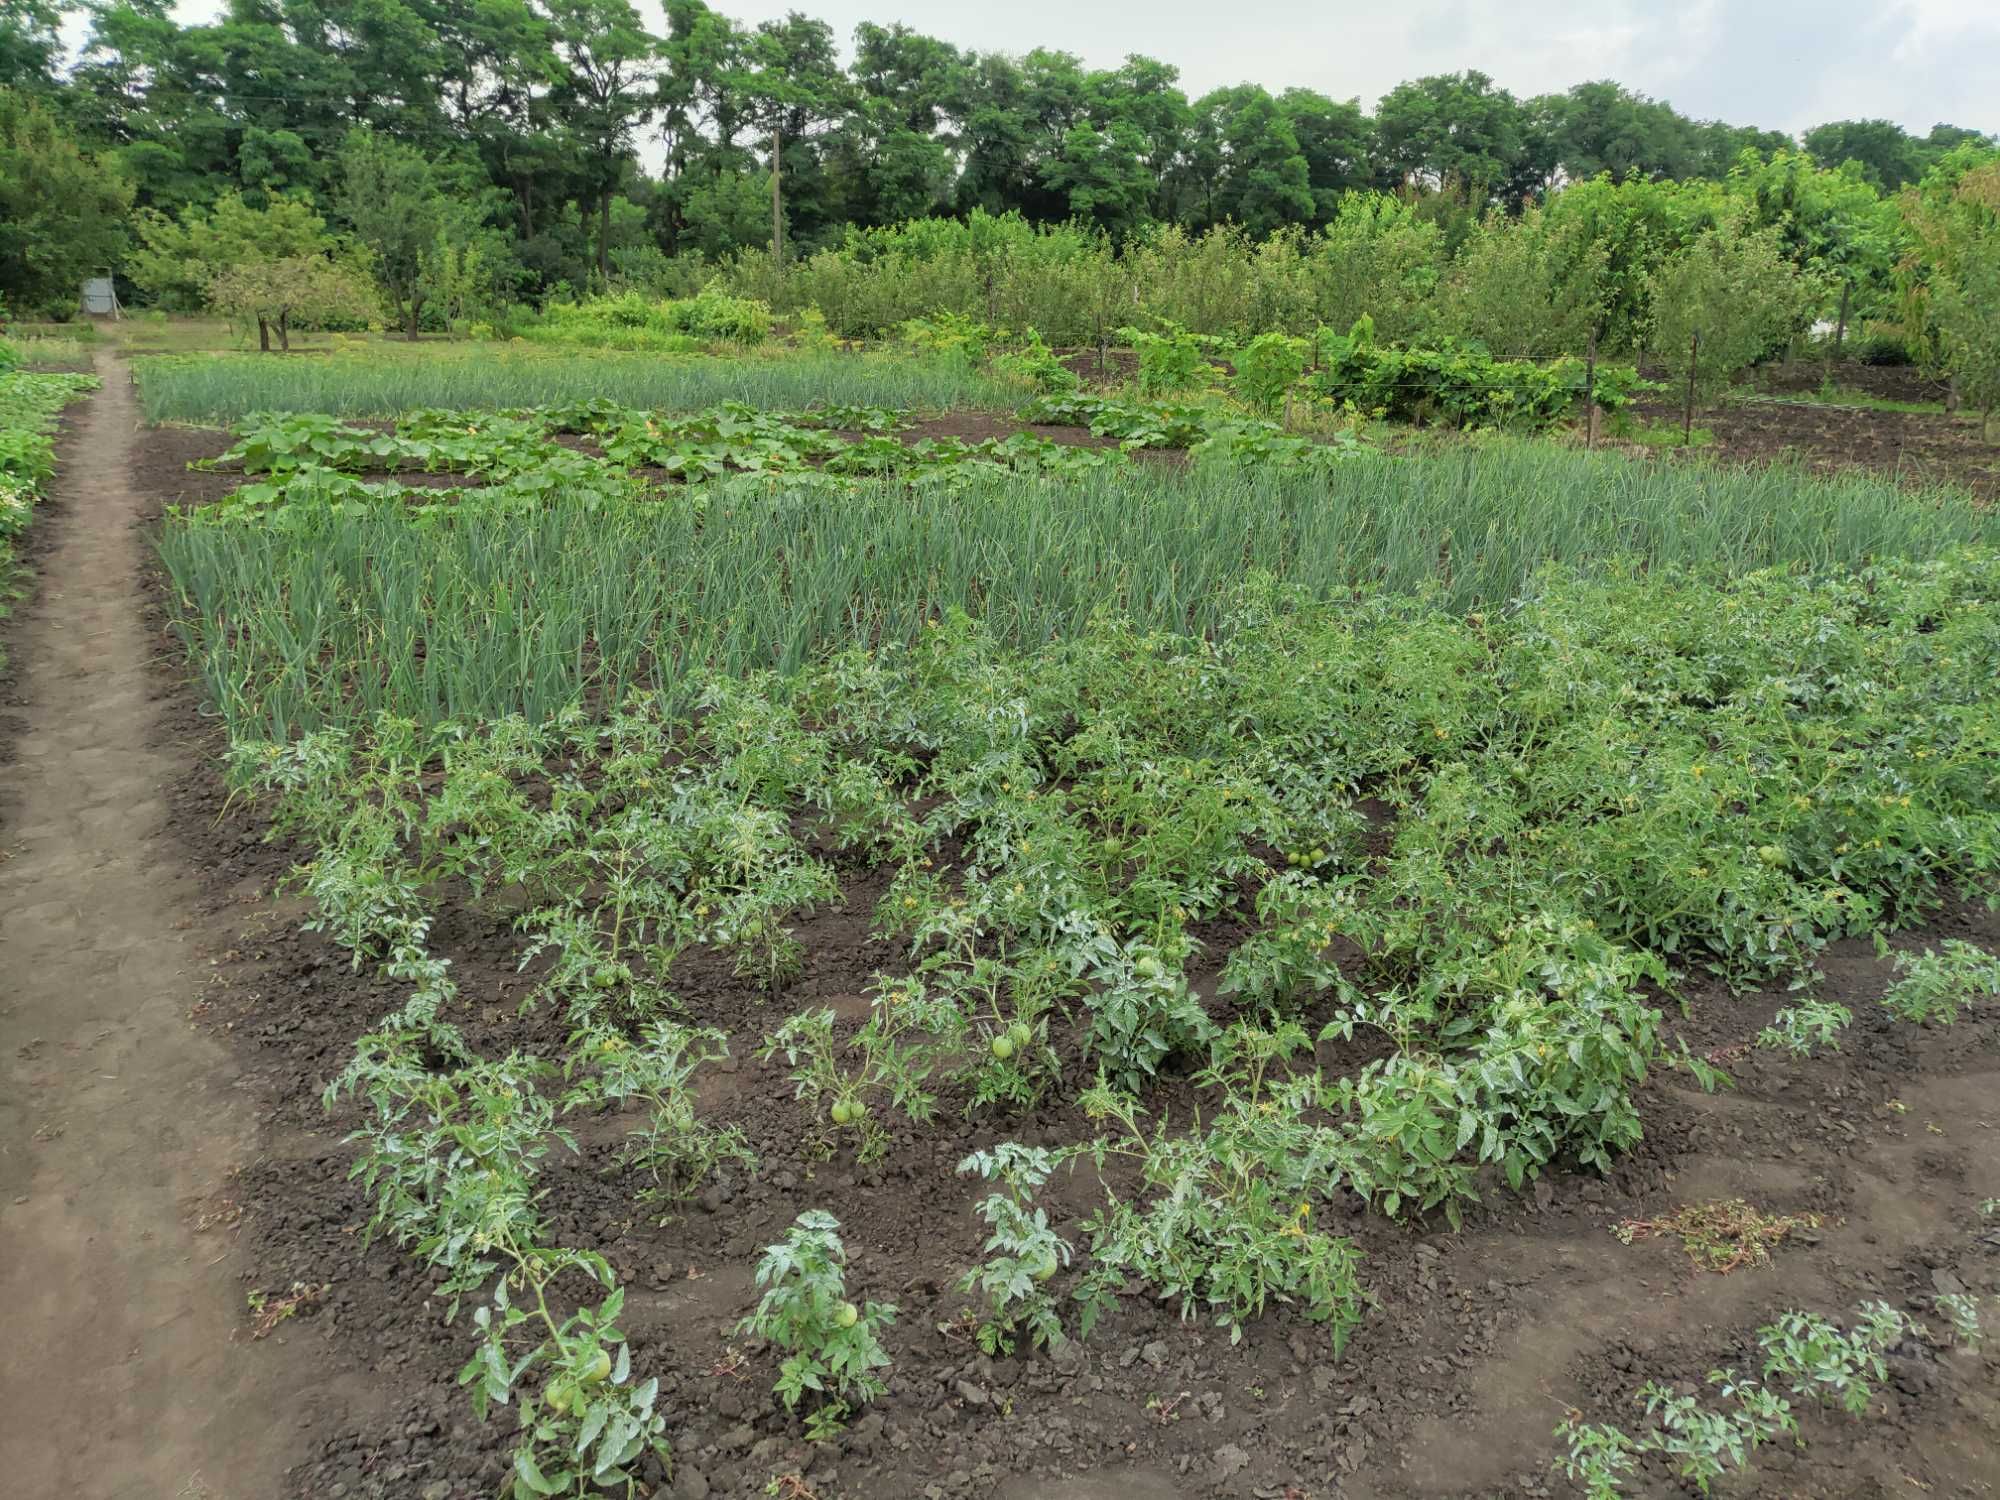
1307 333 1644 429
1122 323 1216 396
1851 327 1916 365
529 288 769 350
663 286 770 343
1645 210 1824 403
1235 332 1307 414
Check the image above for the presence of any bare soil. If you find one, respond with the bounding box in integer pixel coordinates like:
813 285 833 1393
1632 362 1998 502
0 356 352 1498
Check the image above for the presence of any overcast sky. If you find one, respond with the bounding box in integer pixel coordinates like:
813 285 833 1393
67 0 2000 138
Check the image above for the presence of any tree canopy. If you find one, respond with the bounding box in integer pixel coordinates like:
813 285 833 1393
2 2 1990 326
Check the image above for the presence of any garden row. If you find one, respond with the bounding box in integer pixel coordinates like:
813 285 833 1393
148 361 2000 1491
0 345 98 665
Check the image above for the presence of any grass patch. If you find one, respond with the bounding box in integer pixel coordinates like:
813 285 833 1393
1612 415 1716 449
6 320 99 342
133 345 1026 422
12 336 96 373
1740 380 1946 415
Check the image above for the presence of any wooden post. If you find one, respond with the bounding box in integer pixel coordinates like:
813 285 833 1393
770 127 783 266
1584 329 1598 450
1833 277 1851 359
1683 330 1699 446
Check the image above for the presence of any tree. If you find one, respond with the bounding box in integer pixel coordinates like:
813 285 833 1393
1373 71 1527 203
207 254 378 350
1303 193 1444 343
1932 247 2000 436
678 167 773 257
0 87 134 317
547 0 658 279
1042 122 1153 238
1278 89 1371 218
1093 56 1192 220
1540 174 1687 349
1802 119 1926 192
1441 203 1609 356
0 0 63 94
127 192 335 311
1540 81 1700 183
336 130 460 338
1901 150 2000 424
1646 208 1823 400
1190 86 1314 235
732 12 850 251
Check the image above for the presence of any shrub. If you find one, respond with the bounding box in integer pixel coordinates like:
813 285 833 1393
1235 332 1307 414
1645 210 1824 402
530 288 769 350
1307 334 1644 429
663 286 769 344
1121 323 1216 396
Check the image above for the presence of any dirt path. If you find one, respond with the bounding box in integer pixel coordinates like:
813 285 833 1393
0 353 321 1499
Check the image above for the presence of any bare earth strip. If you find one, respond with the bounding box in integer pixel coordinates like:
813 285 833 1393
0 352 327 1500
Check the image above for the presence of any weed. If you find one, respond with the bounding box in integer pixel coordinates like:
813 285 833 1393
1757 997 1852 1056
1934 1293 1984 1348
1614 1199 1824 1274
1554 1299 1916 1496
245 1281 328 1338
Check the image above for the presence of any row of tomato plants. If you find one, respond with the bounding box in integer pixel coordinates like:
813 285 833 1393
0 368 99 654
198 540 2000 1489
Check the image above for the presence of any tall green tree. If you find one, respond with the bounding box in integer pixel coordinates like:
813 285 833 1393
0 0 63 94
1802 119 1926 191
547 0 657 278
0 86 133 316
1278 89 1370 219
336 129 459 335
1374 71 1528 203
1190 86 1314 235
126 190 334 311
1042 121 1153 237
1539 81 1700 182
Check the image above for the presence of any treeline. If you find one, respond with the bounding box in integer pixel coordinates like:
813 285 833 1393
0 0 1993 312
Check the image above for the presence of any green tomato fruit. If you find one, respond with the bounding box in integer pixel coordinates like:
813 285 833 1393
1309 847 1326 863
830 1098 857 1127
834 1301 860 1329
1757 845 1787 867
1286 851 1302 867
990 1034 1016 1062
1134 956 1165 980
582 1349 612 1384
547 1384 573 1415
1031 1252 1059 1282
591 965 618 990
1008 1022 1032 1050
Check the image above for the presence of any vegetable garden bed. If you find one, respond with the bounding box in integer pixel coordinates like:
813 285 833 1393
111 372 2000 1500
